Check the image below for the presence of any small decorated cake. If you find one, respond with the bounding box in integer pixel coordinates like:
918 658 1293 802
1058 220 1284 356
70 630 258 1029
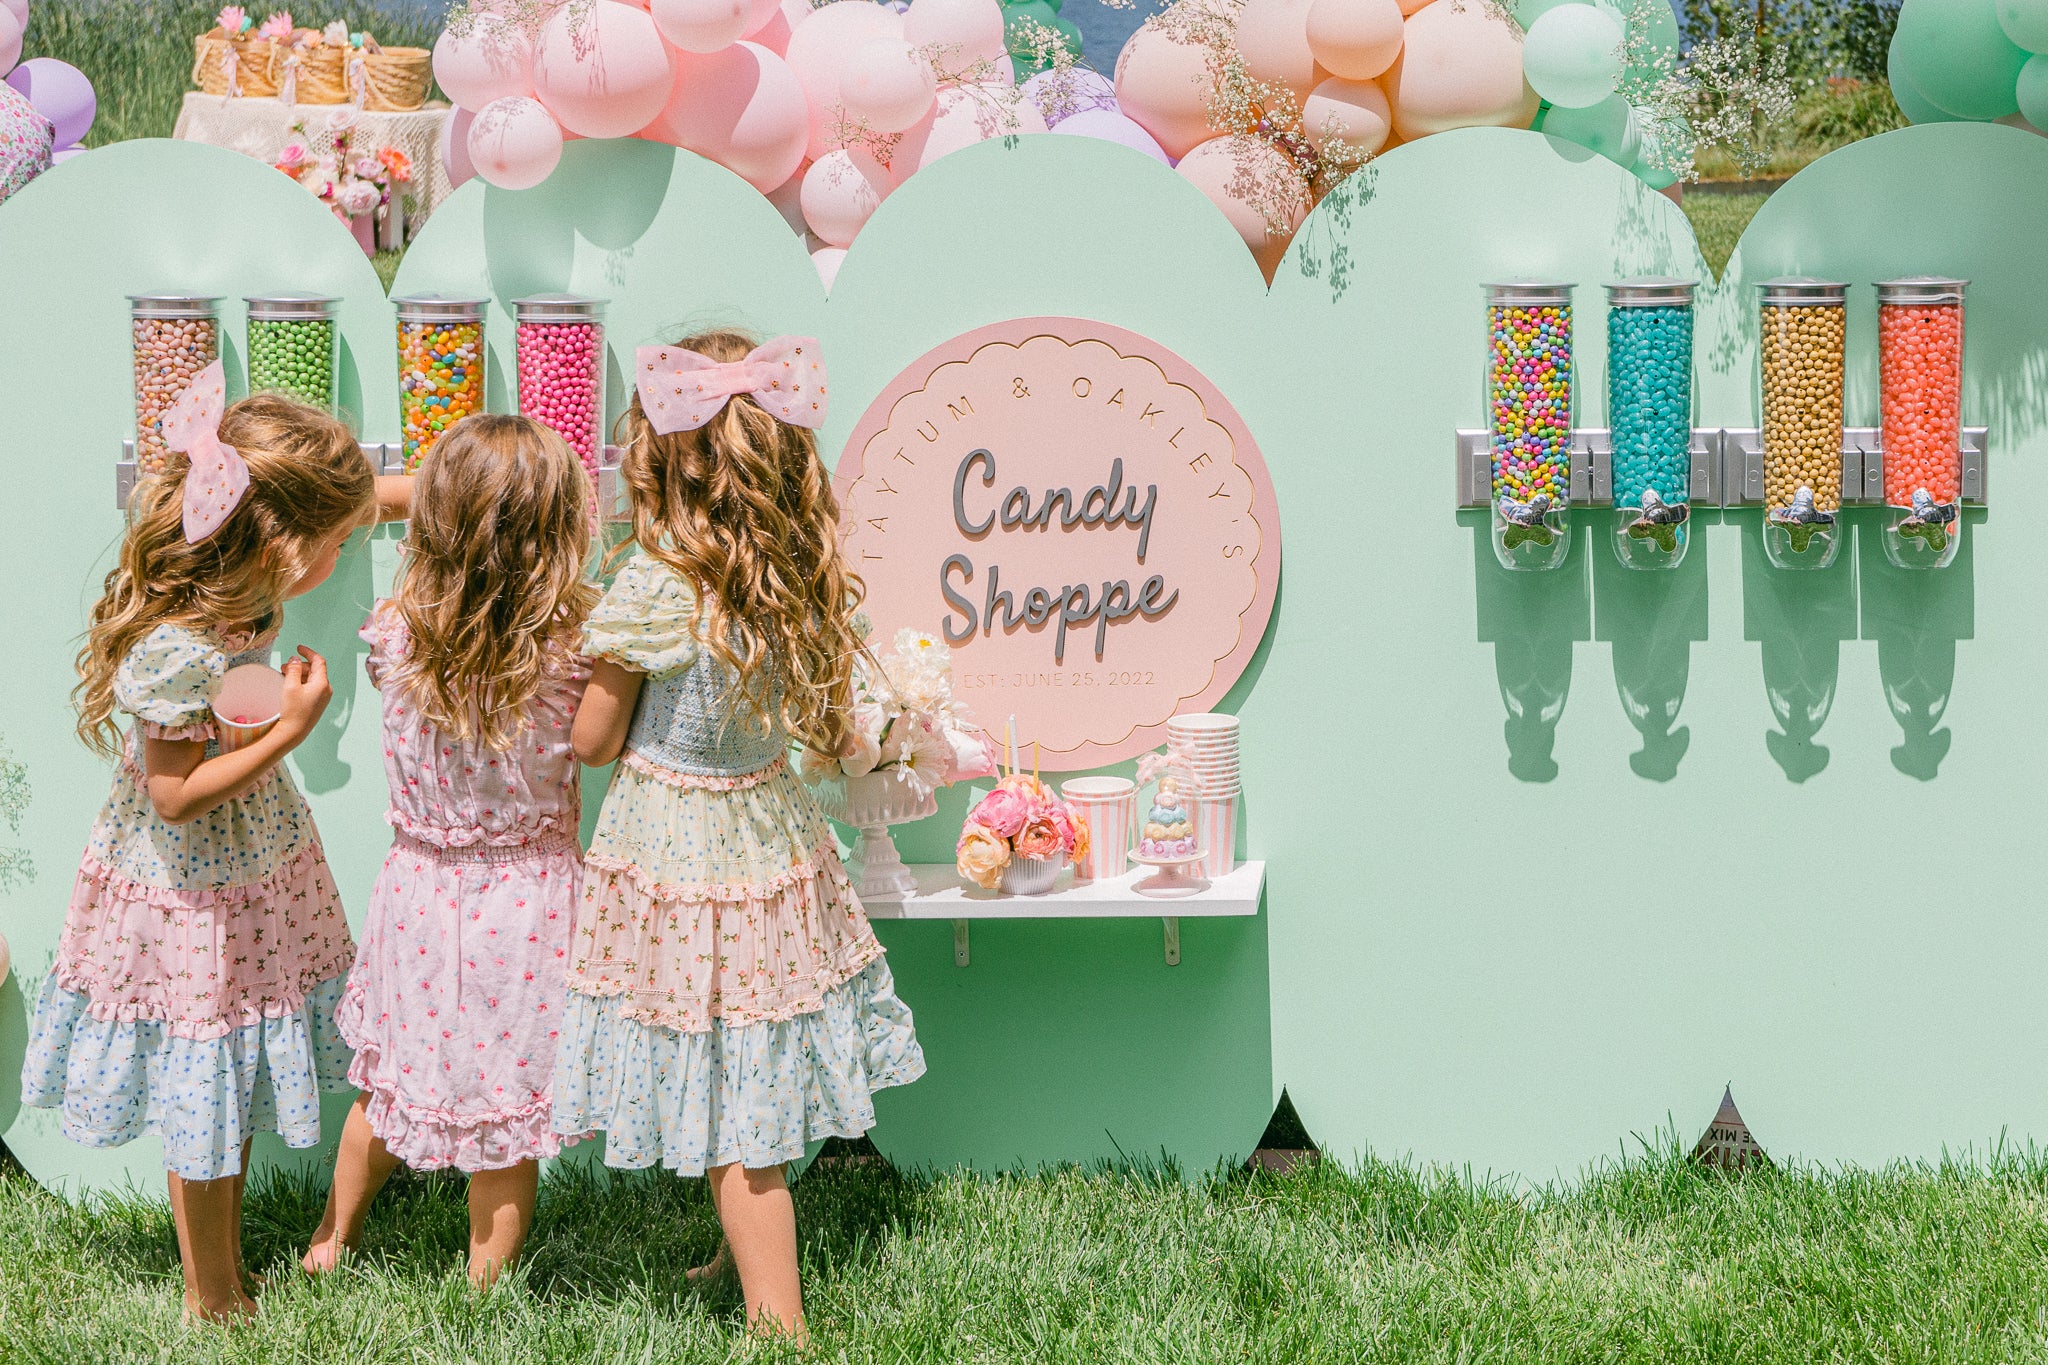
1139 776 1196 859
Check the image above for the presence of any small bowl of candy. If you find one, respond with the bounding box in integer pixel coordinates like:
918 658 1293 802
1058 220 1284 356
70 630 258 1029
212 663 285 753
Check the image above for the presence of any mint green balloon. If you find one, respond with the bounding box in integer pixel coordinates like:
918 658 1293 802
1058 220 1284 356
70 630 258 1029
1888 58 1968 125
1543 93 1640 165
2019 54 2048 128
1998 0 2048 53
1523 3 1626 110
1892 0 2028 120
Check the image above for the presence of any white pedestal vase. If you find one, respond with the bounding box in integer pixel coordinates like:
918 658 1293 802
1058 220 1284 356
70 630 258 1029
815 770 936 901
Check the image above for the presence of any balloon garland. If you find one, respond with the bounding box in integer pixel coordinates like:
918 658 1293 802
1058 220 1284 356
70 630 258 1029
1 0 101 205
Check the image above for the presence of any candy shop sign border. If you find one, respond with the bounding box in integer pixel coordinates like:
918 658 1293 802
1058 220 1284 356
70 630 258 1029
836 318 1280 769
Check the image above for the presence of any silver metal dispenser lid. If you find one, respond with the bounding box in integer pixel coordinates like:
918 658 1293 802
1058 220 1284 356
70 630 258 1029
245 292 340 321
1485 281 1575 307
392 294 489 323
511 293 606 322
128 293 222 319
1758 276 1848 306
1605 277 1696 307
1876 276 1968 305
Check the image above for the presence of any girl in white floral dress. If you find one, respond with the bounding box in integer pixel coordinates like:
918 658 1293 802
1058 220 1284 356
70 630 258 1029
557 329 923 1338
19 376 402 1321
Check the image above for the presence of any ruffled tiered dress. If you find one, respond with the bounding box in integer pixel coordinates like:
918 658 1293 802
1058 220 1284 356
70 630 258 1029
552 554 924 1172
20 622 355 1181
333 605 592 1172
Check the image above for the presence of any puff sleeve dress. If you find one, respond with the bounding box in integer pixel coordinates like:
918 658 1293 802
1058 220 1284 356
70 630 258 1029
550 554 924 1171
20 623 355 1181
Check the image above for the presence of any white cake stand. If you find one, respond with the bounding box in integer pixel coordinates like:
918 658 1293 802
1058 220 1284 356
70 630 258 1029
1129 848 1209 898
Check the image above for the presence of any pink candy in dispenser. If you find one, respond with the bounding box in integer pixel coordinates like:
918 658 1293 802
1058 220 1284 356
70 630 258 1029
513 295 605 483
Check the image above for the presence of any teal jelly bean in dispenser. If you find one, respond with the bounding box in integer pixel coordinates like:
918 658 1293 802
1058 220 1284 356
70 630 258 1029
246 293 339 408
1605 277 1695 570
1485 281 1575 572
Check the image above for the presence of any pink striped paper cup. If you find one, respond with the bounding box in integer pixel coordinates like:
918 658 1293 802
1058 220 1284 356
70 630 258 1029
1060 777 1136 882
1194 793 1237 877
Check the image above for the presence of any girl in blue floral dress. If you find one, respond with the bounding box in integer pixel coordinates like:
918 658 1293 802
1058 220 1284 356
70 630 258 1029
555 330 923 1338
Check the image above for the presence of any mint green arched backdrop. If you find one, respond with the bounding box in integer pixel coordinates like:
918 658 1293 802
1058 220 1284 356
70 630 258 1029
1 122 2044 1192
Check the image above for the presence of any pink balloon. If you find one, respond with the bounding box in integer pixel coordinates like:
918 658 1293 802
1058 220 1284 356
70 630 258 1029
432 23 535 111
1305 0 1403 80
0 10 22 79
767 163 810 232
1176 134 1308 280
650 0 753 54
1052 106 1170 162
784 0 906 159
0 0 24 30
1114 14 1217 159
441 105 478 187
1302 74 1391 154
6 59 96 148
468 95 565 190
1236 0 1317 95
812 245 848 291
842 37 936 133
641 41 809 191
750 5 796 52
533 1 676 140
1396 0 1431 12
801 146 890 246
1383 0 1535 141
890 82 1046 177
902 0 1008 76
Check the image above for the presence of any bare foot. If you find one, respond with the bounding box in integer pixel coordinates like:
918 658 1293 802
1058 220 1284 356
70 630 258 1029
182 1289 258 1326
300 1233 348 1276
685 1244 732 1286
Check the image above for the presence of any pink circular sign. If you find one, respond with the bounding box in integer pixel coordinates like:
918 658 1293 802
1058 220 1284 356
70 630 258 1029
836 318 1280 768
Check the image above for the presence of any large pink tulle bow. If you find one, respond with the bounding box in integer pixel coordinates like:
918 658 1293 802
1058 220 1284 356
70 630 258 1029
163 360 250 543
633 336 827 434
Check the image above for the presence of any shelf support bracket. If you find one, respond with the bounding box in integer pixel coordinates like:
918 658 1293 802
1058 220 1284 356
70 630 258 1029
953 919 969 968
1163 917 1180 967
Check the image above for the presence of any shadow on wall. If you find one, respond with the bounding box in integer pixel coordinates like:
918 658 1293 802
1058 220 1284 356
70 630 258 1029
1593 518 1710 781
283 526 380 794
1859 510 1977 781
1740 515 1854 783
1470 512 1590 782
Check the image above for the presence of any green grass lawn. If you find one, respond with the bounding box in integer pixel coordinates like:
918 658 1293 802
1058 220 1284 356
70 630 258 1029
1680 191 1772 279
8 1144 2048 1362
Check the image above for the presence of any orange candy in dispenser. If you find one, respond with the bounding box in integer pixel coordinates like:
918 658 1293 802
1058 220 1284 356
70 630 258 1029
1878 278 1965 507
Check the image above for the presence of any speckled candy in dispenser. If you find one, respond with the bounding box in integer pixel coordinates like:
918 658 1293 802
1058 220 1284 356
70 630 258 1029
1487 287 1574 511
1878 278 1966 509
394 296 488 473
130 295 221 475
1758 278 1847 515
1605 280 1694 510
513 296 604 483
246 294 338 408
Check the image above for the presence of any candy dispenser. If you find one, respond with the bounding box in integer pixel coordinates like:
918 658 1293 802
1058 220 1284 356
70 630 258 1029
1605 278 1695 571
245 293 339 408
1758 277 1848 570
394 295 487 472
1876 277 1967 570
129 294 221 476
513 294 605 487
1486 282 1575 571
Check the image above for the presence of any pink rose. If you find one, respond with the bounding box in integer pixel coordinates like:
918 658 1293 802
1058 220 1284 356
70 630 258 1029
946 727 997 782
1043 802 1077 852
276 140 306 169
1015 814 1063 861
972 785 1030 839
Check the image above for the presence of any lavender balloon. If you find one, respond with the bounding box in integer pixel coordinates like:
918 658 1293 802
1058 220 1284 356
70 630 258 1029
1020 67 1116 127
1051 107 1171 163
5 58 95 150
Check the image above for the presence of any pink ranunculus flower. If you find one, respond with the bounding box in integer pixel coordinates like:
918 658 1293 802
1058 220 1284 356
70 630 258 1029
972 785 1030 839
275 140 307 169
1014 814 1063 862
955 822 1009 890
1043 802 1077 854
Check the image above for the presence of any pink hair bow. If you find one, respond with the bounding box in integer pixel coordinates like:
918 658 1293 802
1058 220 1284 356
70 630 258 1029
162 360 250 543
633 336 827 435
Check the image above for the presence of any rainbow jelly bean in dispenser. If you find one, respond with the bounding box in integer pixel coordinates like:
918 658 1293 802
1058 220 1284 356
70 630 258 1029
1759 277 1847 569
246 294 338 408
1877 277 1967 569
394 295 487 472
513 295 605 485
130 294 221 476
1605 278 1695 569
1485 282 1575 570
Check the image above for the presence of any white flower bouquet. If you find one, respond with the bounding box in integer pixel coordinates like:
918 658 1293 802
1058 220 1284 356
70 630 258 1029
798 622 996 802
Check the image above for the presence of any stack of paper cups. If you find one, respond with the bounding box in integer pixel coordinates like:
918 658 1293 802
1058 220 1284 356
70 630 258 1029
1167 713 1238 876
1059 776 1136 881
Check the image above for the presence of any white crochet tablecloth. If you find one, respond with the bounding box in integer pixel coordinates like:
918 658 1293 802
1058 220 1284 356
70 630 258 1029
172 93 457 242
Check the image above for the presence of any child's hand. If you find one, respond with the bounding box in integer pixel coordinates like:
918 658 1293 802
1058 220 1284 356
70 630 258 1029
277 645 332 740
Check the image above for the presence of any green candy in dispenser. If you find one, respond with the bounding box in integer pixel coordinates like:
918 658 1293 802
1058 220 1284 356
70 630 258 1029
246 294 339 408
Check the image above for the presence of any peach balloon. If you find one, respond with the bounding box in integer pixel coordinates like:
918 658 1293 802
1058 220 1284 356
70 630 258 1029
801 146 892 246
1383 0 1536 141
890 82 1047 178
813 244 849 290
533 1 676 139
641 41 810 191
1305 0 1403 80
1176 134 1309 280
1236 0 1318 95
902 0 1009 73
650 0 754 53
468 95 566 190
1114 14 1220 159
784 0 906 159
1396 0 1431 12
1302 75 1392 155
843 37 938 133
432 24 535 111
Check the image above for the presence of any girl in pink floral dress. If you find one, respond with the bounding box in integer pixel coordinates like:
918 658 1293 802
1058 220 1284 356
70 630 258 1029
301 417 596 1288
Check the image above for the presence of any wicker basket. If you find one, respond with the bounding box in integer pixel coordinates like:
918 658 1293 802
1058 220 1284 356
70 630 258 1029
190 31 242 97
235 38 281 98
291 43 351 105
358 45 432 112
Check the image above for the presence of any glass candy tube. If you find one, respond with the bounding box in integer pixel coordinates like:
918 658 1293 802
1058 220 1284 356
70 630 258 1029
246 293 339 407
1485 282 1575 571
1605 278 1695 569
394 295 487 472
1758 277 1847 569
129 294 221 477
1877 277 1967 570
513 294 605 486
